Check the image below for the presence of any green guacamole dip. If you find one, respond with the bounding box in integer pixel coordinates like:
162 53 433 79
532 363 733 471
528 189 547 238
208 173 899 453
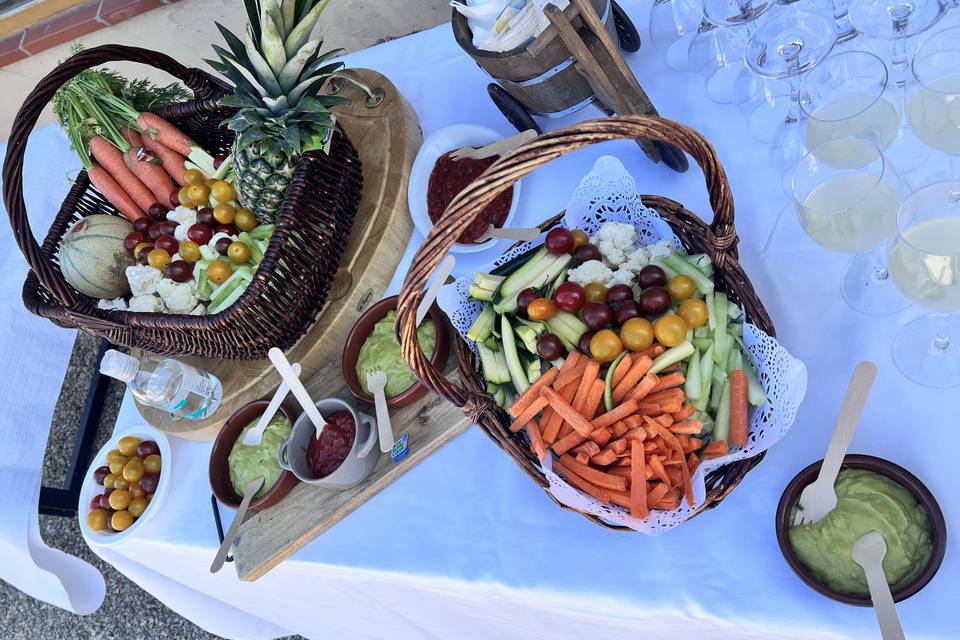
357 311 436 398
228 413 291 499
788 468 932 596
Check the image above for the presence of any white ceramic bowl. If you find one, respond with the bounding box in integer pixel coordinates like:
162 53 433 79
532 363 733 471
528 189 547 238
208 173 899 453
79 424 171 547
408 124 522 254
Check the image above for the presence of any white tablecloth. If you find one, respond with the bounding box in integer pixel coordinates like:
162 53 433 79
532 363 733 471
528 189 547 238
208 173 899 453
83 5 956 639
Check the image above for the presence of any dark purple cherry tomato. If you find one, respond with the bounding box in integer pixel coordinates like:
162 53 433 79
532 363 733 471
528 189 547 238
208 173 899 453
545 228 574 255
159 221 178 237
196 207 215 226
606 283 635 304
215 237 232 256
137 441 160 457
573 243 601 264
638 265 667 289
154 234 178 255
187 224 212 245
166 260 192 283
578 331 595 355
99 492 112 510
139 472 159 494
615 300 642 325
581 301 613 330
148 202 169 221
537 333 564 360
554 282 585 312
215 223 237 236
124 232 147 253
147 223 164 240
517 288 539 314
89 495 104 512
639 286 671 316
93 465 110 485
133 217 152 234
169 189 180 208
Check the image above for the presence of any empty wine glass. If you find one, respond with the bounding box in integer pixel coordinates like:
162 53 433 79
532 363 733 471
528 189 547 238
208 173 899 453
906 25 960 181
889 180 960 387
744 10 838 165
787 137 912 314
649 0 707 71
801 50 900 167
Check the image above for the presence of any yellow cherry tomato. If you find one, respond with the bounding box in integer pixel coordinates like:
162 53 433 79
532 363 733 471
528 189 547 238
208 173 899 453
527 298 558 321
620 317 655 352
187 183 210 206
147 248 171 270
87 509 109 532
177 186 194 208
667 274 696 301
207 260 233 285
227 241 251 264
178 240 200 263
571 229 589 249
235 208 257 232
182 169 205 185
654 314 688 347
589 329 623 363
211 180 236 202
133 242 152 260
128 497 148 518
677 298 709 328
103 473 117 490
117 435 140 456
213 202 237 224
583 282 608 304
111 510 134 531
108 489 132 511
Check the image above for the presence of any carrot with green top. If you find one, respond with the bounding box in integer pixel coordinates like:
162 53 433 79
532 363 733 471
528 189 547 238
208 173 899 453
137 112 216 175
86 164 146 222
729 369 749 446
89 135 154 213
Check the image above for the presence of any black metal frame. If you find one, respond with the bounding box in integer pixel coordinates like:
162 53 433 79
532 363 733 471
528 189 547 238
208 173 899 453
39 339 110 517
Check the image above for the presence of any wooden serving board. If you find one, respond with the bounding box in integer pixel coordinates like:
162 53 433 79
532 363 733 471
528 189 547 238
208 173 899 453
137 69 421 440
231 349 471 582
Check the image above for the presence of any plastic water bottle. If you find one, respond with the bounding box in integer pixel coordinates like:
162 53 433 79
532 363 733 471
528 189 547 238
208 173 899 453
100 349 222 420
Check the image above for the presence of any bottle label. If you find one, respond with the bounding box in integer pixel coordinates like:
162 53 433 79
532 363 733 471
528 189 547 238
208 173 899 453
181 365 215 399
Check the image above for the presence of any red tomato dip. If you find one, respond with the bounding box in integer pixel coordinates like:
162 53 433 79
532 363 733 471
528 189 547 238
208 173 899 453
427 151 513 244
306 410 356 478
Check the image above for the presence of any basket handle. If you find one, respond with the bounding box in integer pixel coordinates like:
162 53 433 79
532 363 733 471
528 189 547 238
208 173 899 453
396 115 737 409
2 44 230 306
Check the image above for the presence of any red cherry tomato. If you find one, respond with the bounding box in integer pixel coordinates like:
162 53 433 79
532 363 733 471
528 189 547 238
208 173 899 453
553 282 585 312
545 228 574 255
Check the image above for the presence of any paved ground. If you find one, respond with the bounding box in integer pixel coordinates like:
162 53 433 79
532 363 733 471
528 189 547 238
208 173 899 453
0 1 449 637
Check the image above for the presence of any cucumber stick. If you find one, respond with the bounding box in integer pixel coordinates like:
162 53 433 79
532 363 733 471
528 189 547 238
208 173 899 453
500 314 529 393
714 380 732 443
663 253 715 294
684 350 702 402
604 351 628 411
467 304 496 342
478 343 510 384
699 344 715 411
649 341 695 375
499 248 551 298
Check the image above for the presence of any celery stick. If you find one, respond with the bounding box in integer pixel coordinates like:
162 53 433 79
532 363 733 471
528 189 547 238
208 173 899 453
693 326 709 338
604 351 628 412
714 380 732 443
684 350 702 402
501 314 529 393
468 283 495 302
710 368 727 411
700 344 715 410
733 337 769 406
727 300 742 320
692 337 713 352
494 388 506 408
478 344 499 384
650 341 695 374
712 292 730 365
466 304 495 342
249 224 276 241
706 292 717 331
485 382 499 395
685 253 714 276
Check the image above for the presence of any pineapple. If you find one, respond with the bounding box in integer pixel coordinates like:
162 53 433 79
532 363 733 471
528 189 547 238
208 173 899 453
208 0 349 223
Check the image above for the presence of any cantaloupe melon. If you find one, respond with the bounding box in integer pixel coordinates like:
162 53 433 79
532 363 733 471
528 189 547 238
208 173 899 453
58 215 134 299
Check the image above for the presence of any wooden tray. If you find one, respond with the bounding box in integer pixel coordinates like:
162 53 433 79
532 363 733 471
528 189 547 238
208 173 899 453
231 348 471 581
137 68 421 440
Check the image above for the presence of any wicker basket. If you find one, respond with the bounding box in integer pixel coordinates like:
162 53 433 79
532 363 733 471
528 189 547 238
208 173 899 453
397 116 775 529
3 45 363 360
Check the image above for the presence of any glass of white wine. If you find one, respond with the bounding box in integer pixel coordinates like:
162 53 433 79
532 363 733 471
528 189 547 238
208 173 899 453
788 137 911 314
889 181 960 387
801 51 900 168
906 25 960 180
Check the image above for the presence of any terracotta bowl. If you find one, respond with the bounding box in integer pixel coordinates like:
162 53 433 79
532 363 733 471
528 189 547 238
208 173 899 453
209 399 301 510
342 294 450 409
775 454 947 605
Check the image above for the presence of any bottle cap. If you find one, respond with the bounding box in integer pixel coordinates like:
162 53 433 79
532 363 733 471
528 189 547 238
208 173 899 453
100 349 139 382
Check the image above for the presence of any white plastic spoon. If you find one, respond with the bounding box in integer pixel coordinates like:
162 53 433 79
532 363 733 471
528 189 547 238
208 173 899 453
475 225 541 244
366 371 394 453
416 255 455 327
852 531 906 640
267 348 327 439
210 476 264 573
242 362 301 446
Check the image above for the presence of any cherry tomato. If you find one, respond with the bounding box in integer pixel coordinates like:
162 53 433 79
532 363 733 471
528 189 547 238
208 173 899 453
227 241 251 264
678 298 709 328
211 180 236 203
606 283 634 304
147 248 171 270
583 282 608 303
187 183 210 206
581 301 613 330
207 260 233 285
93 465 110 485
578 331 595 355
124 231 147 253
614 300 642 325
537 334 564 360
215 237 232 256
187 223 213 245
654 315 688 347
573 243 601 264
128 497 148 518
667 274 696 301
235 208 257 232
177 186 194 208
87 509 109 532
133 218 151 234
183 169 205 185
143 454 161 474
589 329 623 363
639 286 671 316
638 265 667 289
178 240 200 263
517 288 538 314
196 207 215 226
571 229 589 249
148 203 168 221
553 282 585 312
108 489 132 511
154 234 178 255
213 202 237 224
545 228 575 255
620 317 655 352
527 298 558 321
111 510 134 532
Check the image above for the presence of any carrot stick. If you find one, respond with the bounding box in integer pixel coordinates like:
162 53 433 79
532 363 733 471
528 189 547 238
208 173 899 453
686 437 703 452
573 441 601 457
648 455 670 484
585 379 606 420
590 399 639 430
608 466 633 479
588 427 611 447
89 136 155 213
671 405 696 421
644 388 685 404
508 395 548 433
687 452 701 473
637 344 666 359
86 164 146 222
559 454 628 491
654 414 674 428
553 353 586 389
122 129 175 204
611 354 633 387
729 369 749 447
630 441 647 519
541 380 578 442
140 133 188 186
551 429 587 456
653 489 682 510
670 420 703 435
652 372 685 393
526 419 548 461
137 112 199 157
703 439 730 459
541 387 594 437
591 449 617 466
608 489 632 509
611 420 628 438
572 360 600 414
623 428 646 442
647 482 669 506
628 374 659 402
624 415 643 429
606 439 628 455
554 460 612 504
576 452 590 465
508 368 558 418
612 356 653 403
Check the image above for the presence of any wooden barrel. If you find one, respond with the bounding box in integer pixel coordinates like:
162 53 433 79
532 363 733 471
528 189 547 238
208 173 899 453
452 0 616 116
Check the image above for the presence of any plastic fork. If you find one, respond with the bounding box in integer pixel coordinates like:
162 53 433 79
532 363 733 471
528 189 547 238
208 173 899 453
852 531 906 640
793 361 878 527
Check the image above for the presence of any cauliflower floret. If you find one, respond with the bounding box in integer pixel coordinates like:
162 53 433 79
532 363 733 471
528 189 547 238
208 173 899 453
607 268 637 289
126 265 162 297
567 260 614 287
97 297 127 311
169 207 198 243
591 222 636 267
645 239 675 260
618 247 650 274
157 278 198 314
128 294 166 313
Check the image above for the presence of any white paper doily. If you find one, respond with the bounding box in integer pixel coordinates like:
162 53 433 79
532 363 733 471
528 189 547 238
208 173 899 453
438 156 807 534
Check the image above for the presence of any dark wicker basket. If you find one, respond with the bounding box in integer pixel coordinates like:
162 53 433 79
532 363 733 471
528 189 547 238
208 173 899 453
396 116 775 529
3 45 363 360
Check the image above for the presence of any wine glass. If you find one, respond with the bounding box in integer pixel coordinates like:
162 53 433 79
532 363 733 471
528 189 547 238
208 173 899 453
801 50 900 167
649 0 706 71
906 25 960 181
787 137 912 313
888 180 960 387
744 10 838 165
